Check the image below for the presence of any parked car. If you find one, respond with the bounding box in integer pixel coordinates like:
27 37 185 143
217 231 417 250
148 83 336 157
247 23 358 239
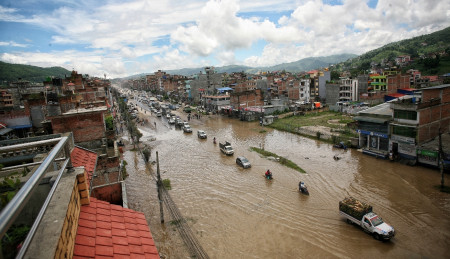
236 156 251 168
183 125 192 133
197 130 207 139
156 111 162 117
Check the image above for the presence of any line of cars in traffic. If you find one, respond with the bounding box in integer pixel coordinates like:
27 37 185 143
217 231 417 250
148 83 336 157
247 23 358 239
145 100 252 169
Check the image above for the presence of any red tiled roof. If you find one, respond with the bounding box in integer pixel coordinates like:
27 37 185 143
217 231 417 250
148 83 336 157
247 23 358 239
73 198 160 259
71 147 97 188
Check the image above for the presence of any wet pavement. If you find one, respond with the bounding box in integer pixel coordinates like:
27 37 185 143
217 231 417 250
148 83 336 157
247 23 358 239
123 102 450 259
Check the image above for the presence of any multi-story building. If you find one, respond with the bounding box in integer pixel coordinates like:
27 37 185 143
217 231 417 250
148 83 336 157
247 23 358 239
307 69 330 102
189 67 224 103
298 78 311 104
395 55 411 66
389 84 450 162
369 74 387 92
339 78 358 102
325 82 340 105
0 90 13 110
354 102 392 158
386 74 410 95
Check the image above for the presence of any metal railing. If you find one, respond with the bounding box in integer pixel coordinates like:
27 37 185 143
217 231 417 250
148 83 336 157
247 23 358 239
0 136 71 239
16 157 71 258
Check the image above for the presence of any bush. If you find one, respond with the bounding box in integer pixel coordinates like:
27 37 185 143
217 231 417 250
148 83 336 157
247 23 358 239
105 115 114 131
162 179 171 190
316 131 322 139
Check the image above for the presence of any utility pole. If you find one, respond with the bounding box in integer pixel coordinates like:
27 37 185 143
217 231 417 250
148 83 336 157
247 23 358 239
438 129 445 189
156 151 164 223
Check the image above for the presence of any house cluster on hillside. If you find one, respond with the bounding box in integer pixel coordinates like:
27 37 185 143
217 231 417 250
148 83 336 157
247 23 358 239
0 71 160 258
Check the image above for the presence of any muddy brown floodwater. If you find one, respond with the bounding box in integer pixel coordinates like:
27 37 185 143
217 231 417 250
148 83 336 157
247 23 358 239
124 106 450 259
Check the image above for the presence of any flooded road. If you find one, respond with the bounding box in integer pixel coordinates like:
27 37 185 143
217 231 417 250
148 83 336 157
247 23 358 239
124 107 450 259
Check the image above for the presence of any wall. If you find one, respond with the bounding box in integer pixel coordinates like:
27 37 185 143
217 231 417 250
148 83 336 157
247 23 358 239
230 89 263 109
51 112 105 143
91 183 122 205
325 83 340 104
418 102 450 143
24 167 88 259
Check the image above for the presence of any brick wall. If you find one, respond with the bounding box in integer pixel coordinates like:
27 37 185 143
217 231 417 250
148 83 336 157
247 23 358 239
230 89 263 108
288 88 300 100
422 88 441 102
91 183 122 205
54 170 90 259
51 112 105 143
418 102 450 143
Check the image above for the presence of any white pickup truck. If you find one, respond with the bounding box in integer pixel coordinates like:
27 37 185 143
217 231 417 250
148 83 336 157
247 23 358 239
339 197 395 241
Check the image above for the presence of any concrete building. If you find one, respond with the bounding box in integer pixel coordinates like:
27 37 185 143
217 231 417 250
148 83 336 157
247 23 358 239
0 134 160 259
354 102 392 158
201 95 230 112
357 74 369 96
318 70 331 101
299 78 311 104
189 68 224 103
339 78 359 102
389 84 450 162
325 83 340 105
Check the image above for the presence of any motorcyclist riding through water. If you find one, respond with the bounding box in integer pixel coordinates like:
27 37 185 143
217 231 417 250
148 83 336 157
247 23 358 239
299 181 305 190
265 169 272 179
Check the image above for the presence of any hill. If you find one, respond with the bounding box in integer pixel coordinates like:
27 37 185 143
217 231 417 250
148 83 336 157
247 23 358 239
0 61 71 84
160 54 356 77
334 26 450 76
253 54 357 73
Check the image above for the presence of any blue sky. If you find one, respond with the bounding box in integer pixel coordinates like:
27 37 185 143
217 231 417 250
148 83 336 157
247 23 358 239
0 0 449 78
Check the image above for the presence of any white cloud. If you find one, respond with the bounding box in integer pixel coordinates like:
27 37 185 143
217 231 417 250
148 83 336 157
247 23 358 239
0 50 130 78
0 0 449 77
0 41 28 47
0 6 23 21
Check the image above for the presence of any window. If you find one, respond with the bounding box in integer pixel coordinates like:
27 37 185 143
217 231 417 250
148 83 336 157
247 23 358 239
392 125 416 138
394 110 417 120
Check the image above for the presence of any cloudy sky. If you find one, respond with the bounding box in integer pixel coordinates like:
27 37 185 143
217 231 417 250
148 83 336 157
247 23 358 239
0 0 449 78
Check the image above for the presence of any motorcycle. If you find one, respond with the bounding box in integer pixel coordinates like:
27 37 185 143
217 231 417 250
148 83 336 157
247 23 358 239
299 182 309 195
264 172 273 180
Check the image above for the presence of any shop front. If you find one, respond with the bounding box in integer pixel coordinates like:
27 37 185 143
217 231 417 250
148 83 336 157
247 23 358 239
390 134 417 161
357 129 389 158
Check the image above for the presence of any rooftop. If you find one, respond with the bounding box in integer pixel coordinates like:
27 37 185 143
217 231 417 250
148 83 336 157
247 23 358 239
71 146 98 188
63 106 108 116
357 102 392 117
73 197 160 259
